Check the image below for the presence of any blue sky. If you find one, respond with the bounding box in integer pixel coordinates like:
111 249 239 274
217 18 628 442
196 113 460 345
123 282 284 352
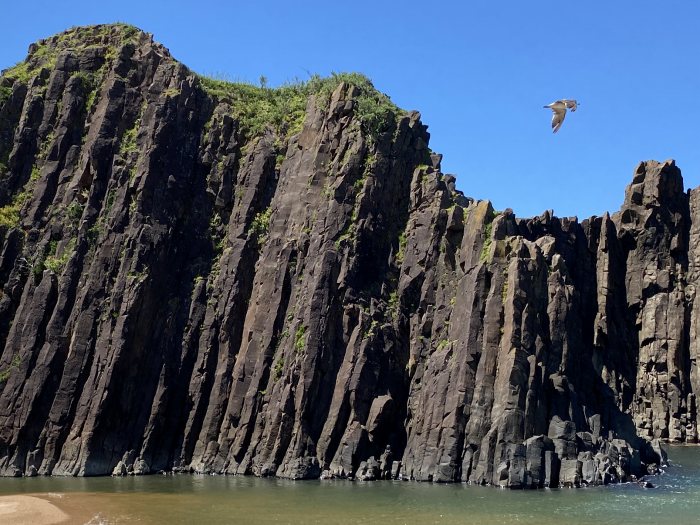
2 1 699 218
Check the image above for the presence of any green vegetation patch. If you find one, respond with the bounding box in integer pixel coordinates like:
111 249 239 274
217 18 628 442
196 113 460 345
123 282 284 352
0 190 29 229
363 319 380 339
199 76 311 140
119 117 140 155
197 72 404 143
317 73 400 141
294 325 307 353
71 69 105 115
396 231 407 265
3 24 140 86
0 354 22 383
44 238 76 274
388 290 400 320
437 339 452 352
208 212 224 253
67 201 84 224
334 223 356 250
480 221 493 263
273 358 285 381
249 207 272 246
0 85 12 107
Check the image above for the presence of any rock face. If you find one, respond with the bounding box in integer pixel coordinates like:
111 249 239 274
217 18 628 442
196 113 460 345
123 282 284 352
0 25 688 486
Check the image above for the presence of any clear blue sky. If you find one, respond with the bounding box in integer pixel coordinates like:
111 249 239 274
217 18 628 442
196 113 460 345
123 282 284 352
2 1 699 218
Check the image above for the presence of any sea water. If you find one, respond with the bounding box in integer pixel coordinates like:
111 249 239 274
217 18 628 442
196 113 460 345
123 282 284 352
0 445 698 524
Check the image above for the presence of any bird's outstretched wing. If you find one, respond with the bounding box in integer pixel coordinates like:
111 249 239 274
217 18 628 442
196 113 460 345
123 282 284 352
545 100 565 109
551 107 566 133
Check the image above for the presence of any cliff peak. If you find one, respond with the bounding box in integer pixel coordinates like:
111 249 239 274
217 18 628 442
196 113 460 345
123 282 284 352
624 159 684 209
2 24 160 84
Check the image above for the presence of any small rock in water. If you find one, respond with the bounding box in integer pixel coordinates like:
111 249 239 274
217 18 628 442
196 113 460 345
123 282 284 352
112 461 128 477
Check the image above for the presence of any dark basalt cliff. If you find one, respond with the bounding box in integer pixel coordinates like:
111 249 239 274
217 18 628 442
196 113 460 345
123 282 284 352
0 25 692 487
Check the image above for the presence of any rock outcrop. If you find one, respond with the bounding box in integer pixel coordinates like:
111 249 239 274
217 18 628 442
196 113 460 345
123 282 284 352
0 25 687 486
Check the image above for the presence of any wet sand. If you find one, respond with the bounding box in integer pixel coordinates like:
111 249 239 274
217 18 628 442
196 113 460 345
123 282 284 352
0 494 69 524
0 493 109 524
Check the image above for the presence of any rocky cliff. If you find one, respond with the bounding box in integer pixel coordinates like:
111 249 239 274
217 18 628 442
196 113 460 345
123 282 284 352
0 25 690 487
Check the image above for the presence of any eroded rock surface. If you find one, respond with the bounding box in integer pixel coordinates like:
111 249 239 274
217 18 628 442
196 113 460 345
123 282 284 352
0 25 685 486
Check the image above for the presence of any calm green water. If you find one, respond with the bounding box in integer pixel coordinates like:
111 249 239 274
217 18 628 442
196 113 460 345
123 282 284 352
1 446 699 524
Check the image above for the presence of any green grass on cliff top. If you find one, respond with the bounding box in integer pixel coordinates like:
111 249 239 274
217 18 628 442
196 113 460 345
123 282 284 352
0 24 405 142
1 23 139 85
198 72 405 141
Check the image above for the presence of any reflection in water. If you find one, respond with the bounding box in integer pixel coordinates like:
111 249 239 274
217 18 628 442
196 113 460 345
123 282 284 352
0 446 699 524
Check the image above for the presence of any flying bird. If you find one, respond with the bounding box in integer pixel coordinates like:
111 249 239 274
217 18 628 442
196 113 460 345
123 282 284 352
544 99 579 133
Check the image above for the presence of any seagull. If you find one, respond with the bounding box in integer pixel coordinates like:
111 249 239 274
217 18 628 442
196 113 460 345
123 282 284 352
544 99 579 133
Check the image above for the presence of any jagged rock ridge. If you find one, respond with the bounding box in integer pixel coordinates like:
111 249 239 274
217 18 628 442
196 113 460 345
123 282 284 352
0 25 690 487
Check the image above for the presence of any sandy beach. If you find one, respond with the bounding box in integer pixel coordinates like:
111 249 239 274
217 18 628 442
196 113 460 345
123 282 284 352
0 494 69 524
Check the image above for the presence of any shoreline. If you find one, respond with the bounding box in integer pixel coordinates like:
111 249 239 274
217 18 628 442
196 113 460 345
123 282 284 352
0 452 691 525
